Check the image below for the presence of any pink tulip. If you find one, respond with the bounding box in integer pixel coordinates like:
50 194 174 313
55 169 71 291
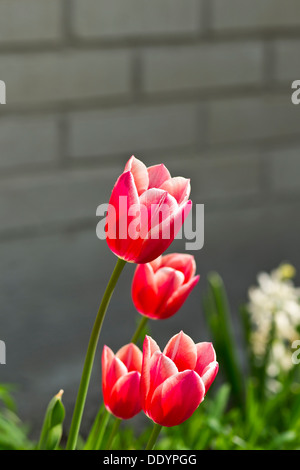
141 332 219 427
106 156 192 264
132 253 200 320
102 343 143 419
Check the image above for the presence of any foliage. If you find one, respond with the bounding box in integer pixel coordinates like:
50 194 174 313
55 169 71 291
104 267 300 450
0 385 34 450
1 266 300 450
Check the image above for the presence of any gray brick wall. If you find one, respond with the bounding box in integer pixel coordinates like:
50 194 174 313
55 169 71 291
1 50 132 105
0 115 59 169
212 0 300 31
1 1 300 436
72 0 202 38
208 94 300 144
143 42 264 93
0 0 62 44
68 103 200 158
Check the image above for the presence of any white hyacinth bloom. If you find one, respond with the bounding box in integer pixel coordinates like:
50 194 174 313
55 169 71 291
247 264 300 376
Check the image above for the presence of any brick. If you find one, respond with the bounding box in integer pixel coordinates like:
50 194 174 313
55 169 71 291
68 104 200 158
269 146 300 192
72 0 202 39
143 42 263 93
0 0 62 43
0 115 59 169
208 94 300 145
212 0 300 31
188 154 261 201
1 50 131 105
0 166 121 233
274 40 300 82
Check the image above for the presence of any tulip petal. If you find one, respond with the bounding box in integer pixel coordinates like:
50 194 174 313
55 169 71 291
160 253 196 282
102 346 115 396
201 361 219 394
163 331 197 372
145 335 161 357
152 268 185 318
106 171 140 260
134 232 173 265
125 156 149 196
131 264 158 316
155 267 185 292
159 275 199 320
116 343 143 373
102 354 128 406
108 371 142 419
141 336 160 411
171 199 192 238
147 164 171 189
149 256 162 273
146 352 178 411
195 342 217 376
139 188 178 231
160 177 191 205
106 356 128 391
133 200 191 264
150 370 205 427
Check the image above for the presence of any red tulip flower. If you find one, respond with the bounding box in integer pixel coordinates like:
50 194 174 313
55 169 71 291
132 253 200 320
106 156 192 264
141 332 219 427
102 343 143 419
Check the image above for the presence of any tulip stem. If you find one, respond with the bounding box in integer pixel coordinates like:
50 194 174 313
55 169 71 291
66 257 127 450
145 423 163 450
131 316 148 344
106 418 122 450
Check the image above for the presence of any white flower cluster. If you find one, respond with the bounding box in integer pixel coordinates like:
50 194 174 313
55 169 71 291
248 264 300 376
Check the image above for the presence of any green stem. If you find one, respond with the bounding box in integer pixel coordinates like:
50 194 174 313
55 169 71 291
106 418 122 450
84 403 105 450
94 409 111 450
145 423 162 450
131 316 148 344
66 257 126 450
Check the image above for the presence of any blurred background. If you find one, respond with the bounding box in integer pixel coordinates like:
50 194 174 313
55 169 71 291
1 0 300 437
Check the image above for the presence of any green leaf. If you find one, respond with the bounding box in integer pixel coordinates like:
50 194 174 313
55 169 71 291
209 384 231 419
37 390 65 450
203 272 244 409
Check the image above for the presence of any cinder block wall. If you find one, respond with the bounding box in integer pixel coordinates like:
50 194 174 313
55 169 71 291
1 0 300 434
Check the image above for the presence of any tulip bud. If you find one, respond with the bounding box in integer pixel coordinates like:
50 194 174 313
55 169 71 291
132 253 200 320
37 389 65 450
102 344 143 420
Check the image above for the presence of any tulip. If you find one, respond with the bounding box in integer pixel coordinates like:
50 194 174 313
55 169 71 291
102 343 143 419
106 156 192 264
132 253 200 320
141 332 219 427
